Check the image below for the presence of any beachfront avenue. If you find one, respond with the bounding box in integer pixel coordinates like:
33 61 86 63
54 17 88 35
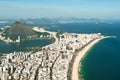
0 28 103 80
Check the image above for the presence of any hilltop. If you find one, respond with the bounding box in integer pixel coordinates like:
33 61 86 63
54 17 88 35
1 21 51 42
4 21 36 40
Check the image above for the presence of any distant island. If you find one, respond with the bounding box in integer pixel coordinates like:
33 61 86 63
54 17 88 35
0 18 112 27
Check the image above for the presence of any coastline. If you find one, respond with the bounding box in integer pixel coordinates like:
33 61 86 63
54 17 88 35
0 29 113 80
71 37 107 80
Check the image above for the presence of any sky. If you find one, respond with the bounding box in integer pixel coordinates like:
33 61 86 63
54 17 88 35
0 0 120 19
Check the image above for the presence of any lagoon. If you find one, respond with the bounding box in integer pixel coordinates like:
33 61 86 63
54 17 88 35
0 39 53 53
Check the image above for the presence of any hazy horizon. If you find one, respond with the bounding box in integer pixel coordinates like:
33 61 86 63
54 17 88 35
0 0 120 19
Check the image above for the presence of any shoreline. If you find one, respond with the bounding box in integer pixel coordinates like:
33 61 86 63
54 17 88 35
0 30 114 80
71 37 107 80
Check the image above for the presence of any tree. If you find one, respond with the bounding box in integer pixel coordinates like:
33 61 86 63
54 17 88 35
56 29 65 39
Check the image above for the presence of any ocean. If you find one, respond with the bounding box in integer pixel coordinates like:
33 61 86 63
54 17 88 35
80 37 120 80
0 21 120 80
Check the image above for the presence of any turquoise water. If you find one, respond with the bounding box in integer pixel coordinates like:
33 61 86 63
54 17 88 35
80 38 120 80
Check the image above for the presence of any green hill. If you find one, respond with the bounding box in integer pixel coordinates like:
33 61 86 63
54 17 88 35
3 21 36 40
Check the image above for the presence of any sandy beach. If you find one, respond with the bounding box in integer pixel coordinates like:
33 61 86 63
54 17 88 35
71 38 105 80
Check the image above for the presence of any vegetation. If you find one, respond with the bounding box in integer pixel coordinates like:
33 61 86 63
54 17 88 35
7 76 15 80
75 34 78 38
0 29 2 32
0 54 3 65
26 46 42 52
56 29 65 39
2 21 51 41
3 21 36 40
0 54 2 57
35 31 50 38
8 59 12 63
